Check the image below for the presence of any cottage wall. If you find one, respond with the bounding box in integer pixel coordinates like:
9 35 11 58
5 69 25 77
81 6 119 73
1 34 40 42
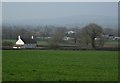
24 44 37 48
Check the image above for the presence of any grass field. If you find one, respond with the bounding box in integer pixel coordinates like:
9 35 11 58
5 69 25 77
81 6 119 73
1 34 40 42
0 50 2 82
2 50 118 81
104 40 119 47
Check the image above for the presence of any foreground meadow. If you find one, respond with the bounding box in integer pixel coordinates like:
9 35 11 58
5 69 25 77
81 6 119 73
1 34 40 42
2 50 118 81
0 50 2 82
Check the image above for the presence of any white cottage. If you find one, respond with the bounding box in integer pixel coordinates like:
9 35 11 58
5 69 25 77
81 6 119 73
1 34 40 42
13 36 37 48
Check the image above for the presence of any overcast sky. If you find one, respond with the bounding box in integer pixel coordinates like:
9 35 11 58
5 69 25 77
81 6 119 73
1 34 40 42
2 2 118 22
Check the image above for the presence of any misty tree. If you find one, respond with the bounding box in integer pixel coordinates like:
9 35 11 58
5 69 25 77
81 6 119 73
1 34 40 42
72 27 81 44
2 25 35 40
2 25 13 39
82 23 103 48
95 37 104 48
79 28 91 47
48 27 66 47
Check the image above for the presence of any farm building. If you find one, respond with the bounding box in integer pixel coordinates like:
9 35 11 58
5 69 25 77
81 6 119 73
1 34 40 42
67 30 76 34
13 36 37 48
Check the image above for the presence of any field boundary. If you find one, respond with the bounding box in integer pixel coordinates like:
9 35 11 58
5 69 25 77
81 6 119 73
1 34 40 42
1 81 119 83
2 46 120 51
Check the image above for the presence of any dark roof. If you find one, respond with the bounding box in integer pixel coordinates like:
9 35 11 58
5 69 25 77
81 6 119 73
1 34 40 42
21 38 37 44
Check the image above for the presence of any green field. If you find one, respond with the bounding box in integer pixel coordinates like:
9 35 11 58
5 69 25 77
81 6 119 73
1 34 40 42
0 50 2 82
104 40 119 47
2 50 118 81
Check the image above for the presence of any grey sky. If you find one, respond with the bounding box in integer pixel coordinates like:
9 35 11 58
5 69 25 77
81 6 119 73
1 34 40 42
2 2 118 22
1 0 119 2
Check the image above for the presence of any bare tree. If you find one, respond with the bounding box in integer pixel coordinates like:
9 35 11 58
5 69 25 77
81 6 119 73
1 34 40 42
82 23 103 48
79 28 91 47
48 27 66 47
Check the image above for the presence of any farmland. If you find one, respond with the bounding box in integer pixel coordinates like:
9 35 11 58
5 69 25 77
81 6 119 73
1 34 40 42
0 50 2 82
2 50 118 81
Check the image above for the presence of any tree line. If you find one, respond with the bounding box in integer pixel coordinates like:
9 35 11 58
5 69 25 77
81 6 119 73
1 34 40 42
2 23 118 48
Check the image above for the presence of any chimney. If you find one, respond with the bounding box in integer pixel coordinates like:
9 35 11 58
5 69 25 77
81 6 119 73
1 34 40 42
18 36 20 39
31 36 34 39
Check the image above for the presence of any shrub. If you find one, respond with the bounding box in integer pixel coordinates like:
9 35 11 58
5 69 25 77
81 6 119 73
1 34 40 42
2 41 14 46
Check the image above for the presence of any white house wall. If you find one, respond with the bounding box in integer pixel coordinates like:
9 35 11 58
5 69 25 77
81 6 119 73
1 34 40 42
16 39 24 45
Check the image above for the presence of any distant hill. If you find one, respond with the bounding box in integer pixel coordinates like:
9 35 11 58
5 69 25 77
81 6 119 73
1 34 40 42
3 15 118 28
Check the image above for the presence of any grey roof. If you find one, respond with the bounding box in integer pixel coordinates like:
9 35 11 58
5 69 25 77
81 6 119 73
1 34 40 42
21 38 37 44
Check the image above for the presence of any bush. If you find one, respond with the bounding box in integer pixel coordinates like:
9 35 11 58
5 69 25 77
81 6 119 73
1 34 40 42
2 41 14 46
48 39 59 48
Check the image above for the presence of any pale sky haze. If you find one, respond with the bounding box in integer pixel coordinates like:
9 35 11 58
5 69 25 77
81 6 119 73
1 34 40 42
2 2 118 22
